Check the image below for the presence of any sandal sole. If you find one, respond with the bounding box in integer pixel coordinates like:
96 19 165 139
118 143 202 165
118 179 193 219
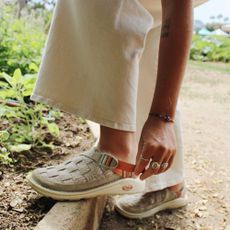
26 172 145 200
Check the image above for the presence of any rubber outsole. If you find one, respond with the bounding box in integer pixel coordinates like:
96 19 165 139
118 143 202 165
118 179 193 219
115 196 188 219
26 172 146 201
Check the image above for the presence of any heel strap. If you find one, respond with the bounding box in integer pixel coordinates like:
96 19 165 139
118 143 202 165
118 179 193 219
113 160 136 178
98 153 136 178
83 148 136 178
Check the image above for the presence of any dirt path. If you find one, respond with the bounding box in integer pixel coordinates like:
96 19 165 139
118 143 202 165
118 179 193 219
100 62 230 230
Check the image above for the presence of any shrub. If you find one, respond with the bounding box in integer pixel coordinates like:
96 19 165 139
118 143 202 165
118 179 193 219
0 68 61 164
0 3 48 75
190 35 230 63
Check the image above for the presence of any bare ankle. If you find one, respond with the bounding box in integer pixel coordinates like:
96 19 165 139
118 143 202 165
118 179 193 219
97 125 137 163
96 141 136 164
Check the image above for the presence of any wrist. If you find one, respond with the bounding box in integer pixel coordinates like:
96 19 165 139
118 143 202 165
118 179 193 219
148 112 174 123
150 97 177 119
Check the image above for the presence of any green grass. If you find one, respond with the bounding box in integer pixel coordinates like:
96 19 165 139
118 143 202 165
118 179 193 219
189 61 230 75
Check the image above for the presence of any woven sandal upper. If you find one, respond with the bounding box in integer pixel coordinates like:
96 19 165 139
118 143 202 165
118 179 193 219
31 147 125 192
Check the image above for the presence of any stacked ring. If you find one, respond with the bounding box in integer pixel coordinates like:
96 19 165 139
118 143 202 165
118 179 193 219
141 155 169 171
150 161 161 170
161 162 169 169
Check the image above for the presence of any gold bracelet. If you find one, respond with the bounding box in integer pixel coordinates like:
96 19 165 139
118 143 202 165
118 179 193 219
149 112 174 123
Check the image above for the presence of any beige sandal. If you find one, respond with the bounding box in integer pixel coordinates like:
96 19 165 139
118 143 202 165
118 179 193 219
115 186 188 219
26 146 145 200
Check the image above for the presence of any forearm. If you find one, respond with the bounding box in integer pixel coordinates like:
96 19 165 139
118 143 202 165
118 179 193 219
150 0 193 118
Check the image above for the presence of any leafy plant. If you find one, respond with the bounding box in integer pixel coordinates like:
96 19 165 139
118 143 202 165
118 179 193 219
0 68 61 164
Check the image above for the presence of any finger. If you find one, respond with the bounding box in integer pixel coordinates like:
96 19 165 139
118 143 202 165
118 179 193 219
134 143 150 175
140 151 165 180
149 146 168 175
134 143 153 176
140 161 161 180
167 151 176 168
158 153 172 173
135 139 145 163
160 151 175 173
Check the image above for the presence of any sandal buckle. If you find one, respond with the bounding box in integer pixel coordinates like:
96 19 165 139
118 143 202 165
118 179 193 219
98 153 118 170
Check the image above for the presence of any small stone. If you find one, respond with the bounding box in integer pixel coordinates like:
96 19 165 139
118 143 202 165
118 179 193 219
4 182 10 187
13 207 24 213
10 198 23 208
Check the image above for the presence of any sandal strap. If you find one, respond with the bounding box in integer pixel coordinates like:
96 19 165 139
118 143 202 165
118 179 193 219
82 147 136 178
113 160 136 178
98 153 136 178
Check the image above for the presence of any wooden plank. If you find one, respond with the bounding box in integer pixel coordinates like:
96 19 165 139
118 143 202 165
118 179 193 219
35 196 107 230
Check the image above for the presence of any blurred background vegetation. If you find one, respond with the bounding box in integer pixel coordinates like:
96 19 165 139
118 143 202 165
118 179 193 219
0 1 60 164
0 0 229 77
0 0 229 164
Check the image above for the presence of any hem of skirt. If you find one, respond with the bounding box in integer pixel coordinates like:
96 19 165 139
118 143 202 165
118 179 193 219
145 176 184 193
30 93 137 132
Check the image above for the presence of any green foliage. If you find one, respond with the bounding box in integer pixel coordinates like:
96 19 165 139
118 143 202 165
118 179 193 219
27 0 56 10
190 35 230 63
0 3 62 165
0 68 61 164
0 3 48 75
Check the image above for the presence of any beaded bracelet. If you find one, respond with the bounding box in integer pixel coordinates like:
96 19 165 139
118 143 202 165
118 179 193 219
149 112 174 123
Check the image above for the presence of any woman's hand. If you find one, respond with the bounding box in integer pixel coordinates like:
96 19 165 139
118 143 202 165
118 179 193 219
134 116 176 180
134 0 192 181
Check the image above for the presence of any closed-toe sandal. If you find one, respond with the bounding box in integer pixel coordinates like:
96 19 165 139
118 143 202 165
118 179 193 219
115 186 188 219
26 146 145 201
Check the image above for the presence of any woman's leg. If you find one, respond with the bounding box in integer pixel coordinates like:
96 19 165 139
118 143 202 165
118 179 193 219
97 126 137 163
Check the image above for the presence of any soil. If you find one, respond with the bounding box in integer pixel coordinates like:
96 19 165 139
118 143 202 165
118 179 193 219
0 114 95 230
0 62 230 230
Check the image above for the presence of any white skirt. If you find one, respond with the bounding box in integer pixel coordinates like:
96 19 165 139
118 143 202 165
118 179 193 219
30 0 205 192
